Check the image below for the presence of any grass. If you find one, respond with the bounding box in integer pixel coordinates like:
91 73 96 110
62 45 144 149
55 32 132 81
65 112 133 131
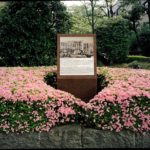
111 62 150 70
127 55 150 63
98 55 150 70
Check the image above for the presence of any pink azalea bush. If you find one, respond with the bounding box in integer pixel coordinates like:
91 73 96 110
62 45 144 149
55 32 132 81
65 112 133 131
0 66 150 133
89 67 150 133
0 66 88 133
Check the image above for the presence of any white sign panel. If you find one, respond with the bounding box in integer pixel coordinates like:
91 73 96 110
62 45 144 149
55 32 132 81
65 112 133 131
59 36 94 75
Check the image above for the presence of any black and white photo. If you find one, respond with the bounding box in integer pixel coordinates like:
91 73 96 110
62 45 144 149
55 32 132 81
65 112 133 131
58 35 95 76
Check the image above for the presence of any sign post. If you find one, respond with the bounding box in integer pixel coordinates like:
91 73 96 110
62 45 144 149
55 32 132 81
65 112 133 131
57 34 97 102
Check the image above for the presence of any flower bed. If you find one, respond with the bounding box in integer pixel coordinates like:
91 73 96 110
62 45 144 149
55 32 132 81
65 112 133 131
89 68 150 133
0 66 150 133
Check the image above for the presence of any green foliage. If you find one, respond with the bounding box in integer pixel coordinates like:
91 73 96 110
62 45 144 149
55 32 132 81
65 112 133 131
97 60 105 67
126 4 145 24
0 99 48 133
111 55 150 69
97 74 109 92
96 17 130 64
128 24 150 56
128 32 142 55
0 1 71 66
122 1 150 56
69 5 91 33
139 24 150 57
91 96 150 131
44 72 57 89
128 60 142 69
133 62 150 70
123 3 145 53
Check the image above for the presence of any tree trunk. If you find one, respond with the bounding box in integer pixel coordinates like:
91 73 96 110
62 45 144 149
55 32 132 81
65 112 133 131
91 0 95 33
105 0 110 17
110 4 113 17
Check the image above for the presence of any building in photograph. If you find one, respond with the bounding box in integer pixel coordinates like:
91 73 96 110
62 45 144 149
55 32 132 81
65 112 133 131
60 41 93 58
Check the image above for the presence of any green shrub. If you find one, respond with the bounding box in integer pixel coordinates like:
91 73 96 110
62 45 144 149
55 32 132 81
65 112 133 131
97 74 109 92
139 24 150 57
0 99 48 133
96 17 130 64
0 1 71 66
128 60 142 69
89 96 150 132
44 72 57 89
128 33 142 55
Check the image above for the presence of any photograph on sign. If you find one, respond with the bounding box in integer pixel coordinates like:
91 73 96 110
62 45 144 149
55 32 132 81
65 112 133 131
59 36 95 75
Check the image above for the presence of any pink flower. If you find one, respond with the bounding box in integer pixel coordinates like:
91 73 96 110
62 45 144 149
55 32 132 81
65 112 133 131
58 106 76 116
0 66 149 133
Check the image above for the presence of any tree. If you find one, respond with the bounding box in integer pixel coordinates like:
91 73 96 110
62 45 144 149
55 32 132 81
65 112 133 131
96 17 130 64
0 1 71 66
81 0 122 33
142 0 150 27
117 0 149 55
68 5 91 33
124 4 145 47
103 0 117 17
119 0 150 27
81 0 103 33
